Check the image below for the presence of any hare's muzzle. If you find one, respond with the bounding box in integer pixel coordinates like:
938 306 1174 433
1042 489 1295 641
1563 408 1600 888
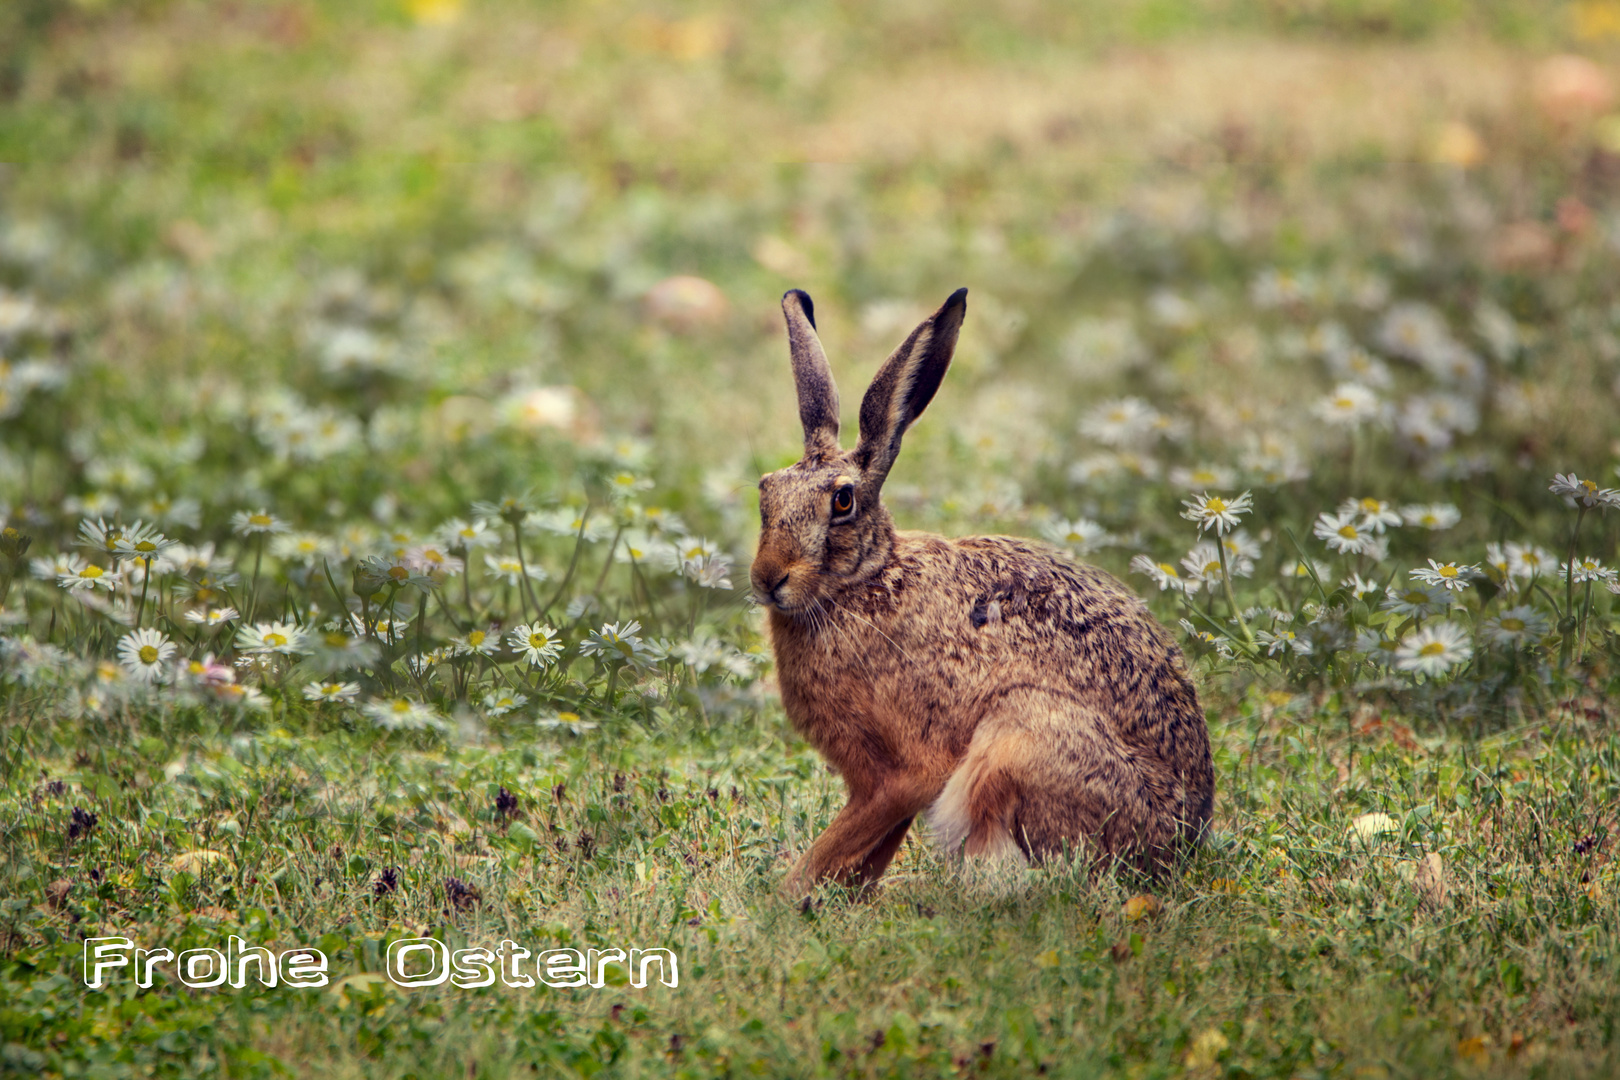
749 554 795 610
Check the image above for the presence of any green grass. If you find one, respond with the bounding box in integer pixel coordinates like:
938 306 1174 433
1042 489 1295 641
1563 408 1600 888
5 1 1620 1076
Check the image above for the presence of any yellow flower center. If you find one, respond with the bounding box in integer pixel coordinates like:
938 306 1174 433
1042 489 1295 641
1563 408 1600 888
1158 563 1178 576
1337 525 1358 540
250 514 272 527
138 645 159 664
558 711 579 722
1419 642 1446 657
1360 498 1380 513
423 550 444 565
389 566 408 580
195 588 216 603
468 631 485 646
1205 497 1227 514
135 540 157 552
264 632 287 647
80 566 104 579
1501 618 1525 632
1582 480 1597 494
1403 592 1429 604
1438 566 1457 578
391 700 411 713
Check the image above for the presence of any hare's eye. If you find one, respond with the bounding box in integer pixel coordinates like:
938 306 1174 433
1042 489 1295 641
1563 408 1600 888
831 485 855 517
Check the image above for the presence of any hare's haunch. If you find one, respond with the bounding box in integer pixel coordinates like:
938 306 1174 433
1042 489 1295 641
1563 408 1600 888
751 289 1214 897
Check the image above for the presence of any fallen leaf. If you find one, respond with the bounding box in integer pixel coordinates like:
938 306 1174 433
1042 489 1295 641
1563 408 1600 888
1185 1027 1229 1067
1348 812 1398 842
170 849 235 874
1123 894 1161 921
1414 851 1447 910
1457 1034 1491 1065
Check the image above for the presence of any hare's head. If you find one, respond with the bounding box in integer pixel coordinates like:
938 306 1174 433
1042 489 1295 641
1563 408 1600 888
751 288 967 615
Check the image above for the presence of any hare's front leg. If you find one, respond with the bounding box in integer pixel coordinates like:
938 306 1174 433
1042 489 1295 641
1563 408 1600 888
783 780 931 899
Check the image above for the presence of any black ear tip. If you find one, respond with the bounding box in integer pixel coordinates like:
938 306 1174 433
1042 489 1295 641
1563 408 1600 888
946 287 968 308
783 289 816 329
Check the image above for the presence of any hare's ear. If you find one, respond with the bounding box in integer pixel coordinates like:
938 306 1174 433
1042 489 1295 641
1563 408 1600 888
854 288 967 488
782 289 841 458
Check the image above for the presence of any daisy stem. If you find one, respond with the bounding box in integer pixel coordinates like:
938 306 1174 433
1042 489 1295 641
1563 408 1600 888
592 525 624 600
135 559 151 629
247 534 266 626
457 546 475 622
1578 580 1594 662
509 519 546 621
1216 539 1253 647
541 506 592 617
1560 506 1586 672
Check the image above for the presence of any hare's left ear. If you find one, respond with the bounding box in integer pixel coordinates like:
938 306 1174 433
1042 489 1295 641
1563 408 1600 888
854 288 967 489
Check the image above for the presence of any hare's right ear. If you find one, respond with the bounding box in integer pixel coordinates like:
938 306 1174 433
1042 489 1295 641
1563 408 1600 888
854 288 967 490
782 289 841 459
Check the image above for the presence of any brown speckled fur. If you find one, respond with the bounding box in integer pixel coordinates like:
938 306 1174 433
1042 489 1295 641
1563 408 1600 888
752 289 1214 897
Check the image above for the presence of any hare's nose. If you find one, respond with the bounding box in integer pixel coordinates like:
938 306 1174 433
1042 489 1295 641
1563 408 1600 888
767 573 789 600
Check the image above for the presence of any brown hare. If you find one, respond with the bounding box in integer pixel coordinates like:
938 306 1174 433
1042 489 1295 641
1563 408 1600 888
751 288 1215 898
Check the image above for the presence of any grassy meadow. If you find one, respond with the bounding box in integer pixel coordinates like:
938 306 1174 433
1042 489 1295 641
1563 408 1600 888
6 0 1620 1075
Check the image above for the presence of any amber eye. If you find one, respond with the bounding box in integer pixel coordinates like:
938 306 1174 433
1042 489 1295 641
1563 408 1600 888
831 485 855 516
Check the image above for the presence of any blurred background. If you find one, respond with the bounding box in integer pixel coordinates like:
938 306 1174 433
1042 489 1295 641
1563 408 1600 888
4 0 1620 553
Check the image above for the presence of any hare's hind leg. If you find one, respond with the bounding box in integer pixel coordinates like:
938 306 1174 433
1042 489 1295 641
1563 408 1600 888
926 694 1182 875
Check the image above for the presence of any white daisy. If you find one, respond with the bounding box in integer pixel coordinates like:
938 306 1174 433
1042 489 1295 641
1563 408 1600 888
183 606 239 627
1341 573 1380 600
1167 464 1237 491
116 629 175 683
1411 560 1479 592
1381 584 1447 619
1312 383 1382 427
112 526 178 562
1482 606 1548 647
1255 628 1312 657
303 681 360 703
481 690 529 716
1504 542 1555 581
1129 553 1198 594
1041 517 1110 556
1312 511 1367 555
235 621 310 655
452 627 500 657
483 552 548 587
579 620 658 667
439 517 499 551
508 623 563 667
1180 491 1253 535
407 544 464 578
1394 622 1472 677
57 557 120 592
1549 473 1620 509
1565 557 1617 585
1079 397 1165 448
270 532 335 566
230 508 291 536
1339 497 1402 534
1398 503 1460 530
362 697 445 731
